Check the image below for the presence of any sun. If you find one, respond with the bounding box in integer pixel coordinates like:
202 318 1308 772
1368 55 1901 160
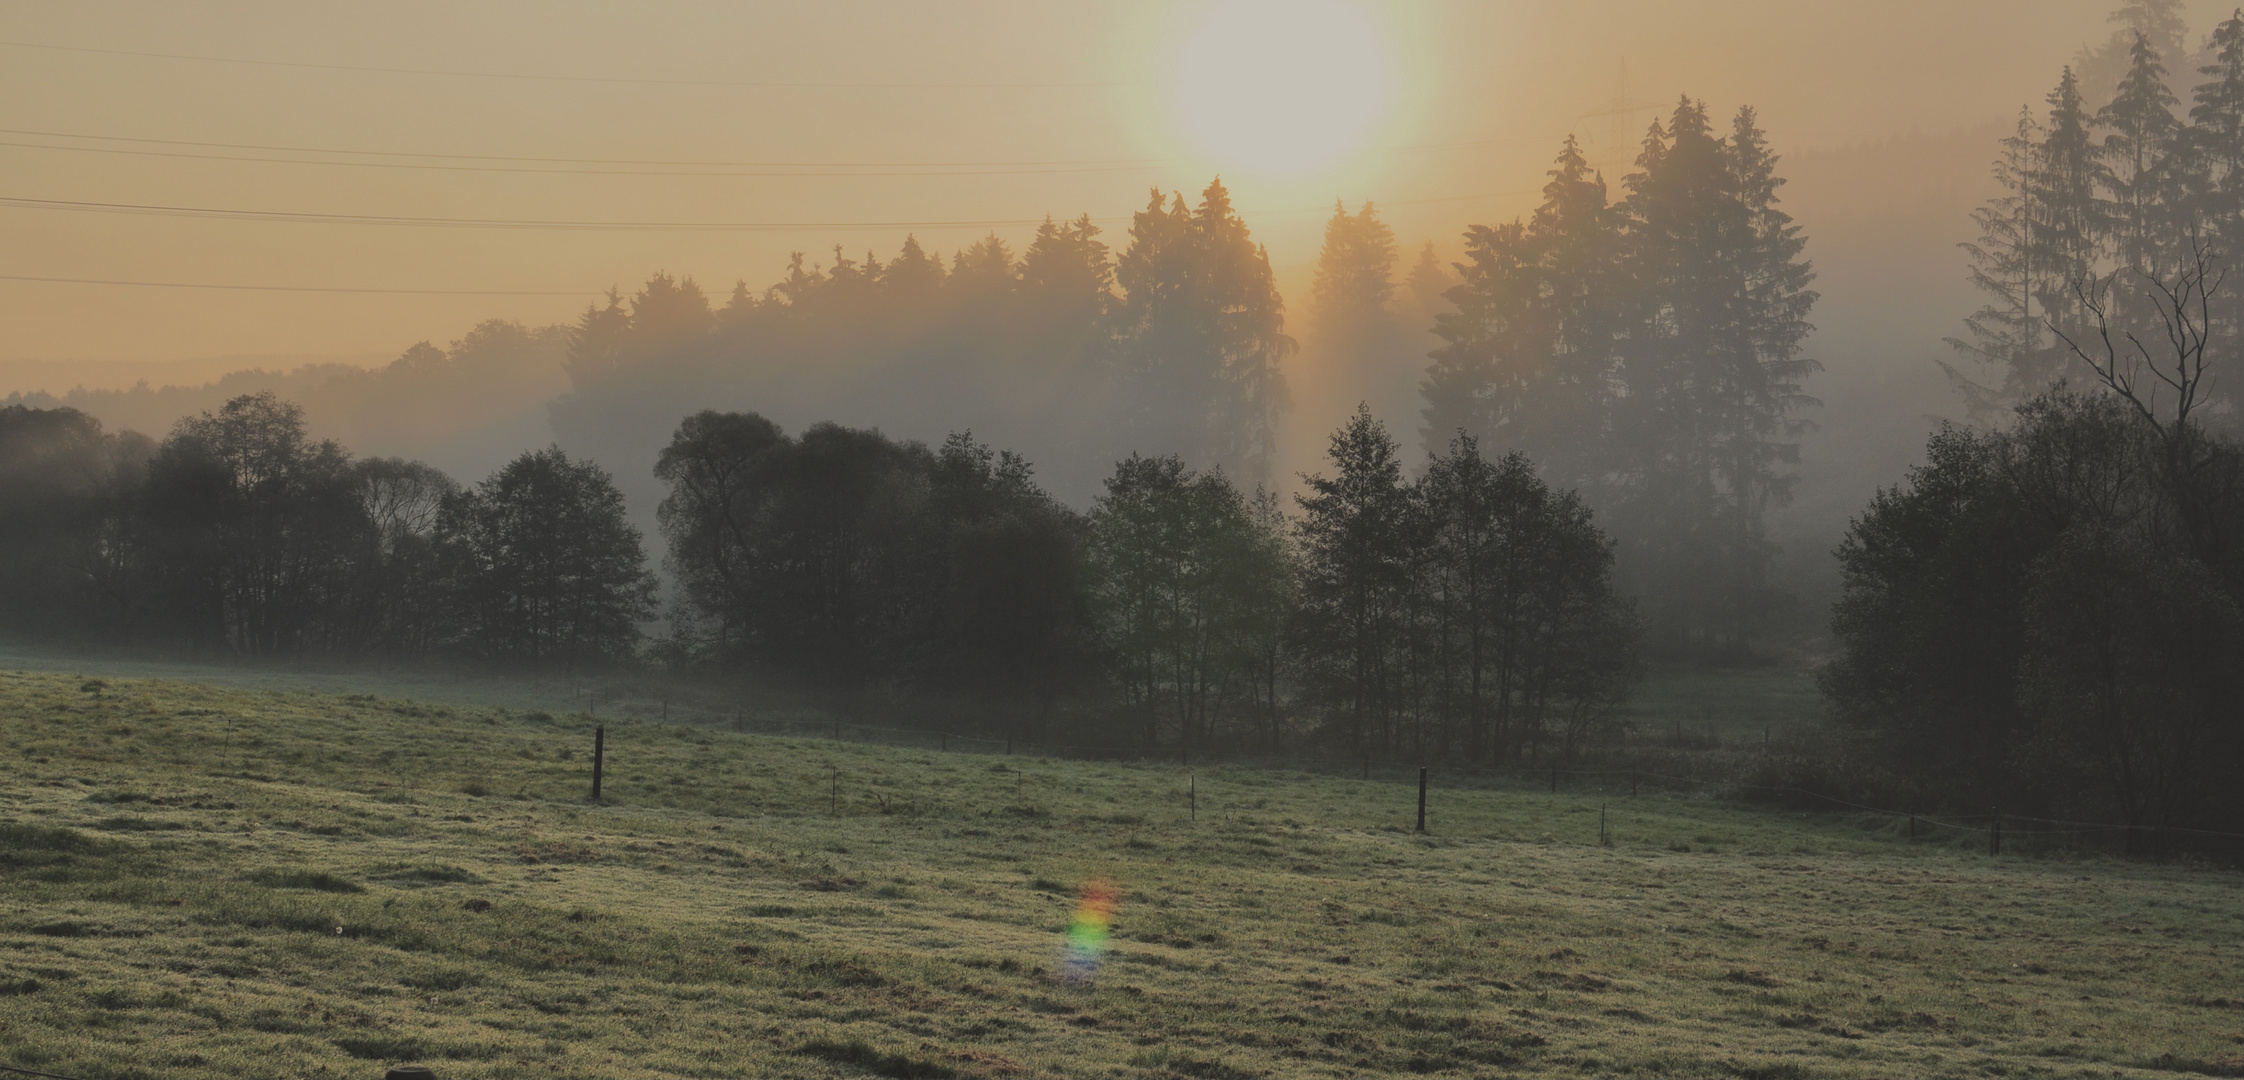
1172 0 1393 176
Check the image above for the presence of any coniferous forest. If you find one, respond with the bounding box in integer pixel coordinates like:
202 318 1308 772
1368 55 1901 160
4 2 2244 842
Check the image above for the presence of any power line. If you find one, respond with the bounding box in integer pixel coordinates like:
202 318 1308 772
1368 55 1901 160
0 274 591 295
0 127 1168 170
0 139 1165 179
0 189 1534 233
0 196 1070 232
0 126 1577 174
0 39 1131 90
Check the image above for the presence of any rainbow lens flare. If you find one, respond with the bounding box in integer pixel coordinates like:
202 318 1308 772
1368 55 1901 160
1060 880 1118 983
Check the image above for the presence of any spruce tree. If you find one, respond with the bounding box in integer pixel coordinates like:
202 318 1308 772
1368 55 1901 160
1111 180 1294 483
881 234 947 302
1524 134 1625 491
1420 219 1532 464
1194 178 1294 482
1308 201 1411 445
2098 34 2185 279
2027 68 2110 397
1404 240 1452 316
1609 97 1816 652
2187 10 2244 409
1419 136 1620 487
1310 200 1398 335
1946 108 2055 418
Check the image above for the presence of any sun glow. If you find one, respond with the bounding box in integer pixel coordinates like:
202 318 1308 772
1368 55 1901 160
1172 0 1393 176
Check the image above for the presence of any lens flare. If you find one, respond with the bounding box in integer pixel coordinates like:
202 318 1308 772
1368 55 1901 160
1060 880 1119 982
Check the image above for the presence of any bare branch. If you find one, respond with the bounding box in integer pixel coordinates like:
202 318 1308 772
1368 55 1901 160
2049 232 2224 438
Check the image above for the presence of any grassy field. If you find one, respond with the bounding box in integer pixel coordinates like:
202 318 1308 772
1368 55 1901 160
3 669 2241 1079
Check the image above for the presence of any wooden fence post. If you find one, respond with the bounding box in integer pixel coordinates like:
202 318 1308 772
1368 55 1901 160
1189 772 1197 822
1600 803 1608 847
1908 813 1916 841
1416 767 1428 833
591 726 604 802
831 768 839 817
1549 765 1558 793
1989 808 2001 856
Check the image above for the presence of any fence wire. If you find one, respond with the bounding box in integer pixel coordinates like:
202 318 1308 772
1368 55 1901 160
586 696 2244 855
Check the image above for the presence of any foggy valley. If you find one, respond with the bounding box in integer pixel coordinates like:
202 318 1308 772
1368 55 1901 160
1 3 2240 1078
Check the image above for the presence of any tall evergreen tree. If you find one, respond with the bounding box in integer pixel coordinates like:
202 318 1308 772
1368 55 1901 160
1609 99 1817 650
1111 179 1294 483
1947 109 2055 417
2099 34 2186 279
2027 68 2111 395
1310 200 1398 336
1422 136 1621 489
2187 10 2244 413
1308 201 1411 445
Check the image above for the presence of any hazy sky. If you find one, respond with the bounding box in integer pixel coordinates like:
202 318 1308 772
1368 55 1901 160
0 0 2121 365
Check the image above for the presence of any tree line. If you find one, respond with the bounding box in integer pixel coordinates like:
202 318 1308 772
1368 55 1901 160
651 404 1635 759
0 389 1636 762
548 178 1290 508
0 393 652 670
545 126 1817 661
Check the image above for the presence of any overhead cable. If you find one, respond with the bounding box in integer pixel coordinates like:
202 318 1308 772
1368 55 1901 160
0 39 1131 90
0 274 591 295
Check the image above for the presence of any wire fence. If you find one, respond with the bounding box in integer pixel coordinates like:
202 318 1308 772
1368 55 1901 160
577 691 2244 864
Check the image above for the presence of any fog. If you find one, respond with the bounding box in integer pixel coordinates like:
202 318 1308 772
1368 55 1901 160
0 0 2187 639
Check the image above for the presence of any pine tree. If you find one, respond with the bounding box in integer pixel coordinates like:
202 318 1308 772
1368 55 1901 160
947 234 1014 300
2027 68 2111 397
1610 97 1816 651
881 234 947 302
1525 134 1625 490
2188 11 2244 205
1946 108 2053 417
2075 0 2194 108
1310 200 1398 336
1111 180 1294 483
1404 241 1452 317
1020 215 1113 315
1308 201 1412 445
2099 34 2185 278
1195 178 1294 481
2186 10 2244 408
627 272 715 358
1419 135 1620 487
1420 220 1531 464
564 288 631 388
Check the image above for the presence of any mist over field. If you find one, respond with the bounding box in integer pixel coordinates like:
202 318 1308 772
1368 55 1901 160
4 2 2243 1078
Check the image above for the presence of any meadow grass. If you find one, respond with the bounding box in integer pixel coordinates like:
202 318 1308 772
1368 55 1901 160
2 668 2240 1079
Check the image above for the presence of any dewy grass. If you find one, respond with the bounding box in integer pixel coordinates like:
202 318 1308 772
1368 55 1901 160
1 669 2240 1078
